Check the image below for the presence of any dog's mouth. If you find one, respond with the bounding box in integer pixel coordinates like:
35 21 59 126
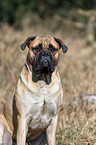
34 50 55 74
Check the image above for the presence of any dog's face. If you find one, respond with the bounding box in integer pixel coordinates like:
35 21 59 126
21 36 68 84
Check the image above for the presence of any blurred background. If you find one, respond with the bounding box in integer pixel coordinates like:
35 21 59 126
0 0 96 25
0 0 96 144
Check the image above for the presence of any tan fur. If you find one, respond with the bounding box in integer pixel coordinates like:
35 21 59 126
29 37 59 50
0 36 65 145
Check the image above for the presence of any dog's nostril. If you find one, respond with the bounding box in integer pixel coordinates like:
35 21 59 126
47 52 50 56
42 52 45 56
42 51 50 57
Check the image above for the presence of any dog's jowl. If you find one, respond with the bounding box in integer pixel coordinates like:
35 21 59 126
0 36 68 145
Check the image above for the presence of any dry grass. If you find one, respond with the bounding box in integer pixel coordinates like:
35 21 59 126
0 14 96 144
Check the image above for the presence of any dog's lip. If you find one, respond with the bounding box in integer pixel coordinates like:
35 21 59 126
42 59 49 67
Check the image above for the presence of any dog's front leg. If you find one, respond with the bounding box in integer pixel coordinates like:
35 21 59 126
17 115 28 145
46 114 58 145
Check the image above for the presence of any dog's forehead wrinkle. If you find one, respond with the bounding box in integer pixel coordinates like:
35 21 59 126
41 37 50 49
32 37 58 49
40 37 57 49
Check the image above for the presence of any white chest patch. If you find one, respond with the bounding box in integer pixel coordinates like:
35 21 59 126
16 67 63 137
28 100 57 130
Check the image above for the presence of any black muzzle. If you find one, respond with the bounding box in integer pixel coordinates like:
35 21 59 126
34 50 54 73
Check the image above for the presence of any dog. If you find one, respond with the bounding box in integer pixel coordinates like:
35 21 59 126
0 36 68 145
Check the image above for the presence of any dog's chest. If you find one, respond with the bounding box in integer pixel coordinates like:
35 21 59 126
16 68 62 133
25 82 59 130
28 99 57 130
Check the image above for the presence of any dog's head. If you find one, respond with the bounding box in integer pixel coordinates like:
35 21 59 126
20 36 68 84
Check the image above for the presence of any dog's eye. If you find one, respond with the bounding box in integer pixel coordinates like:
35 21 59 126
48 45 58 53
32 45 42 53
33 47 41 53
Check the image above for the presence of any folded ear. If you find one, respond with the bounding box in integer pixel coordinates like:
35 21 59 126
20 36 36 50
54 37 68 53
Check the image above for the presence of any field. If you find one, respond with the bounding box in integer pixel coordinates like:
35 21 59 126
0 14 96 144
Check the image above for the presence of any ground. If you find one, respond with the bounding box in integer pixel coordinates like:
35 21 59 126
0 14 96 144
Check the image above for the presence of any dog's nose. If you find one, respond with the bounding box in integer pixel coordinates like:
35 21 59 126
42 51 50 57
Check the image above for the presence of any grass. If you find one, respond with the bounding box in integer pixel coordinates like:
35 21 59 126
0 13 96 144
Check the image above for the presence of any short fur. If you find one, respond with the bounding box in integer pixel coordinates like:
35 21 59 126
0 36 68 145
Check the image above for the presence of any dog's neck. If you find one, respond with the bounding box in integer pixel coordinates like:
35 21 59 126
25 59 53 85
32 69 52 85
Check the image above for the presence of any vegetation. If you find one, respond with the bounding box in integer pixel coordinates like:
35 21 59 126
0 0 96 24
0 0 96 144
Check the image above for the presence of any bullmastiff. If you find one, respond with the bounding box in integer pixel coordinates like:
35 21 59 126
0 36 68 145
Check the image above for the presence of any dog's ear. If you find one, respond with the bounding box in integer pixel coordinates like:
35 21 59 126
20 36 36 50
54 37 68 53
